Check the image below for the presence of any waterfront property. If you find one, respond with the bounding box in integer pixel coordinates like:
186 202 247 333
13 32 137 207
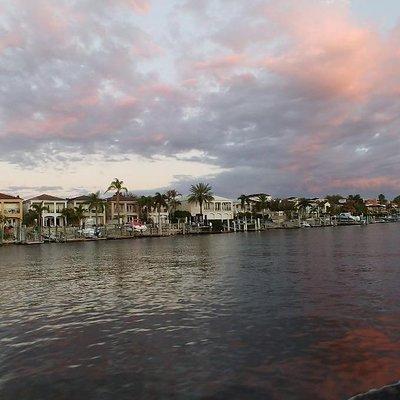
364 199 388 216
234 193 273 215
178 195 234 222
0 192 23 227
67 195 106 226
148 207 169 225
106 194 139 224
23 194 67 227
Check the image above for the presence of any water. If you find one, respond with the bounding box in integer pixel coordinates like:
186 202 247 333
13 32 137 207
0 224 399 400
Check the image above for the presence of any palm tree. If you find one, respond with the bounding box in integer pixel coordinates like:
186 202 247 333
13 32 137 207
165 189 181 221
31 202 49 231
74 205 86 227
86 191 104 225
188 183 214 221
137 196 150 222
60 207 75 226
153 192 168 224
255 194 270 218
238 194 248 213
0 212 6 244
105 178 128 225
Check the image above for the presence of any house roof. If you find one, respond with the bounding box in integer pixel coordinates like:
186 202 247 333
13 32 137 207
247 193 272 198
68 195 91 201
212 195 233 202
26 194 66 202
107 194 138 202
0 192 22 200
182 195 233 202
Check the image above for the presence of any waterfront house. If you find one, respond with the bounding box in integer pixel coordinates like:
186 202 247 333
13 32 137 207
233 200 252 215
234 193 273 215
148 207 169 225
106 194 139 224
308 199 331 216
24 194 67 227
364 199 387 215
0 193 23 227
178 195 234 222
67 195 106 226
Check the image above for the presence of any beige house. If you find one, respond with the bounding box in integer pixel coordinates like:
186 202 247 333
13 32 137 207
106 194 139 224
0 193 23 227
68 195 107 226
178 195 234 221
24 194 67 227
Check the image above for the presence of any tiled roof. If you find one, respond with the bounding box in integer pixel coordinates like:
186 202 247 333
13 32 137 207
27 194 66 201
0 192 22 200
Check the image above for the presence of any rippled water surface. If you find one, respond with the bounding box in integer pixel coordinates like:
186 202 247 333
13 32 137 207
1 224 400 399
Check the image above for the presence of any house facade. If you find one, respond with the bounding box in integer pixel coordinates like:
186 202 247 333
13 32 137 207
0 193 23 227
67 195 107 226
364 199 387 215
24 194 67 227
178 195 234 221
148 207 169 224
106 194 139 224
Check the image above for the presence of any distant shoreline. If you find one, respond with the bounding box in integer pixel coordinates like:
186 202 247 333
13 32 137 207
0 220 398 247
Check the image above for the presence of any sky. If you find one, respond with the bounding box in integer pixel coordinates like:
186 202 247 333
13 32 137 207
1 0 400 199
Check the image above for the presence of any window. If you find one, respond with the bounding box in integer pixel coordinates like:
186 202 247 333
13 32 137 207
56 203 65 213
4 203 20 213
222 202 231 211
204 202 213 211
215 202 221 211
127 204 137 213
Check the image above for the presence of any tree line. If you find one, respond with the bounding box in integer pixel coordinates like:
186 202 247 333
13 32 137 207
21 179 215 227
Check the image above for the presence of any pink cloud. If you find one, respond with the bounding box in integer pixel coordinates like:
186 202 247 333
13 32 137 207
115 95 138 109
0 32 24 53
6 115 79 139
114 0 150 14
260 1 384 101
329 177 400 191
194 54 246 70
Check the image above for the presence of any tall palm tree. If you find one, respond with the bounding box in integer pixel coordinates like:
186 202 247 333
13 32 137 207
86 191 104 225
166 189 181 221
60 207 75 226
255 194 270 218
74 205 86 227
137 196 149 222
105 178 128 225
188 183 214 220
153 192 168 224
31 202 49 231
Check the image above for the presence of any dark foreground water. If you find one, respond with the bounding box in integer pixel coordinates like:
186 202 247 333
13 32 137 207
0 224 400 400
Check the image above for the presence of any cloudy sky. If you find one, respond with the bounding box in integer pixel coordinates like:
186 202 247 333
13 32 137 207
1 0 400 198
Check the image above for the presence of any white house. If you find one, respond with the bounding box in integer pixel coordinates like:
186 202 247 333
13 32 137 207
178 195 234 221
24 194 67 227
148 207 169 225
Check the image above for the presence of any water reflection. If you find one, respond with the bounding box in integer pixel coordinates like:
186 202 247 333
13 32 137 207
0 225 400 399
